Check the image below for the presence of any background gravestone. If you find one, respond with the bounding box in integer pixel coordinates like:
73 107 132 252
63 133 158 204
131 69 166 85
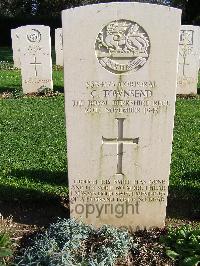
11 28 21 68
177 25 200 95
198 27 200 70
55 28 64 66
62 3 181 230
19 25 53 94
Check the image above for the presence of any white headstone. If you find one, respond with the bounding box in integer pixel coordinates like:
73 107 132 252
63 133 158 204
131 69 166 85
19 25 53 94
177 25 200 94
198 28 200 70
55 28 64 66
62 3 181 230
11 28 21 68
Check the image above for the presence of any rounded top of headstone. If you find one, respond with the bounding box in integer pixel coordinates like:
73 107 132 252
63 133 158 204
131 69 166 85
62 2 182 15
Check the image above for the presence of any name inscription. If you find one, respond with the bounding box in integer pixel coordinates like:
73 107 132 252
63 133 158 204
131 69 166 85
71 80 170 115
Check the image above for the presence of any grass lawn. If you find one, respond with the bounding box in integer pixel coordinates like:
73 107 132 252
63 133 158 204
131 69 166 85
0 47 199 220
0 96 68 200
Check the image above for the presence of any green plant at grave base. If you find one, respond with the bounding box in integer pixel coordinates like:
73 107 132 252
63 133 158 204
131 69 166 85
160 225 200 266
37 86 53 95
0 232 13 265
15 218 133 266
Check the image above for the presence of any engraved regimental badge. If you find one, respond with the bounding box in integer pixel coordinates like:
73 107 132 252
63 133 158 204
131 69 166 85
179 30 193 57
179 30 194 46
27 29 42 43
95 19 150 74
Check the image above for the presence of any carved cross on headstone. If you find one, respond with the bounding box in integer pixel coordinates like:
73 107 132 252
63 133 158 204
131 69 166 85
60 33 63 51
179 56 190 76
30 56 42 77
102 118 139 175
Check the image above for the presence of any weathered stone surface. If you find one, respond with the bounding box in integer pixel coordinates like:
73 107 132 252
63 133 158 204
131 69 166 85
19 25 53 94
177 25 200 94
11 28 21 68
62 3 181 230
55 28 63 66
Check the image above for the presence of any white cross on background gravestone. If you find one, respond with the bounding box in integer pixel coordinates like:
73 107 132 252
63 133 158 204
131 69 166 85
62 2 181 230
179 60 190 77
18 25 53 94
102 118 139 175
177 25 200 95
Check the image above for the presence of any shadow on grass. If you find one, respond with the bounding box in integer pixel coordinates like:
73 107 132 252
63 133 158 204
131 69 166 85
0 86 21 94
0 185 69 226
0 47 13 63
0 169 69 226
10 169 68 186
167 175 200 220
0 86 63 94
180 170 200 182
53 85 64 93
